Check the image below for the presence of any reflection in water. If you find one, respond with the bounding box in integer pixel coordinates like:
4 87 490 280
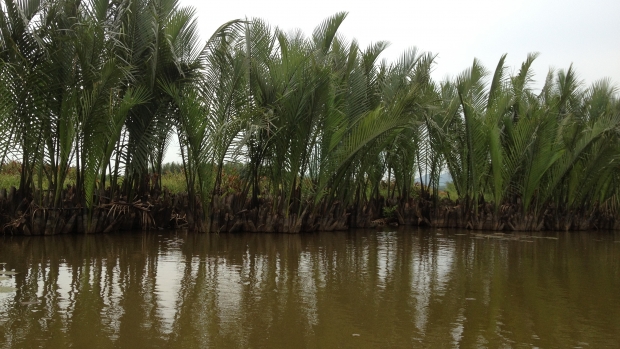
1 229 620 348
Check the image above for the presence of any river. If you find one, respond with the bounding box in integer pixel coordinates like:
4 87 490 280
1 228 619 348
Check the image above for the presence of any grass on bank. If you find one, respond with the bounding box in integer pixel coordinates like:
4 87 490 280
0 161 452 203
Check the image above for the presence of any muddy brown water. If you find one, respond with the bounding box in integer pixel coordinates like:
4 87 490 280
1 228 619 348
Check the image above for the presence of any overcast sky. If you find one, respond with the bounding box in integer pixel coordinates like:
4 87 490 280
181 0 619 88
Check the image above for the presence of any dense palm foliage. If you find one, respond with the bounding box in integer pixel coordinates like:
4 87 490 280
434 56 620 230
0 0 619 234
0 0 229 233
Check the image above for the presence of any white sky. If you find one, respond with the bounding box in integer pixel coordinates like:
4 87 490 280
182 0 620 88
165 0 620 163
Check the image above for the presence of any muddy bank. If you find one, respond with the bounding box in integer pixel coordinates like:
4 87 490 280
0 186 354 235
1 186 619 235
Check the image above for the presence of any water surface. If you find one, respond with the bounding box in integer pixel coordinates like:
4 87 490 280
1 229 619 348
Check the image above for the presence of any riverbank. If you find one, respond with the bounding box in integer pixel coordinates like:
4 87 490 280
2 2 619 236
2 184 619 235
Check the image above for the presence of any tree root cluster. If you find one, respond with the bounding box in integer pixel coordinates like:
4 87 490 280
1 186 619 235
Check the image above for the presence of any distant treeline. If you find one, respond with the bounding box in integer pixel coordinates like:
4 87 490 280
1 0 619 234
